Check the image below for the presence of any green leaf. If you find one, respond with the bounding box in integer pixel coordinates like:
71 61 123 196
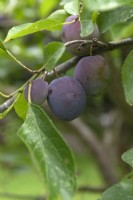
101 172 133 200
97 6 133 33
121 172 133 195
64 0 79 15
110 22 133 40
121 148 133 167
101 148 133 200
122 50 133 105
4 10 68 42
100 182 133 200
79 1 94 37
44 42 65 71
79 0 133 12
14 92 28 120
17 104 76 200
0 41 6 51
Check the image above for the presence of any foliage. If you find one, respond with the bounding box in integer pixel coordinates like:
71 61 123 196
18 104 76 200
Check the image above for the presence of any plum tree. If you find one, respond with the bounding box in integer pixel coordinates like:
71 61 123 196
47 76 86 121
74 55 110 96
62 15 99 56
24 78 48 105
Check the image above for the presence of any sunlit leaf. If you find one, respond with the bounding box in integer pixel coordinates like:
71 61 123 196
78 0 133 11
110 22 133 40
4 10 68 42
101 172 133 200
101 148 133 200
121 173 133 195
0 41 6 51
97 6 133 33
14 92 28 120
44 42 65 71
100 182 133 200
18 104 76 200
64 0 79 15
79 1 94 37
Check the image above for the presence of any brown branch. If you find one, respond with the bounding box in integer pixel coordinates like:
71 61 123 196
0 192 46 200
78 185 107 193
65 38 133 54
1 38 133 99
46 38 133 80
0 185 107 200
1 37 133 111
46 56 80 80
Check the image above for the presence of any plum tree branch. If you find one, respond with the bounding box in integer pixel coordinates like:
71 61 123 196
1 37 133 111
78 185 107 193
0 186 106 199
47 38 133 80
0 192 46 200
46 56 80 80
65 38 133 54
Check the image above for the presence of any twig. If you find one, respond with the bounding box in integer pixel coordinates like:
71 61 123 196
6 50 43 74
1 38 133 105
65 38 133 54
0 185 107 200
78 185 107 193
0 96 14 113
5 38 133 77
6 50 36 74
0 73 38 99
47 38 133 80
46 56 80 80
65 39 108 49
0 192 46 200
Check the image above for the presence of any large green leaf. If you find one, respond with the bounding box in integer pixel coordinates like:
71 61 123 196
97 6 133 33
0 41 6 51
4 10 68 42
100 148 133 200
122 50 133 105
121 173 133 195
64 0 79 15
110 22 133 40
14 92 28 120
79 0 94 37
101 172 133 200
121 148 133 167
44 42 65 71
17 104 76 200
100 181 133 200
78 0 133 11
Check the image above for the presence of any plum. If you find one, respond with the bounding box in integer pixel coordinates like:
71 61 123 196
74 55 110 96
47 76 86 121
24 78 48 105
62 15 99 56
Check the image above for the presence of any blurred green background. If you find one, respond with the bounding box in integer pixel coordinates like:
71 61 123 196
1 0 133 200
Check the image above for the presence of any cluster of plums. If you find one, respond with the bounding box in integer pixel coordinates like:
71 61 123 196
24 15 110 121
